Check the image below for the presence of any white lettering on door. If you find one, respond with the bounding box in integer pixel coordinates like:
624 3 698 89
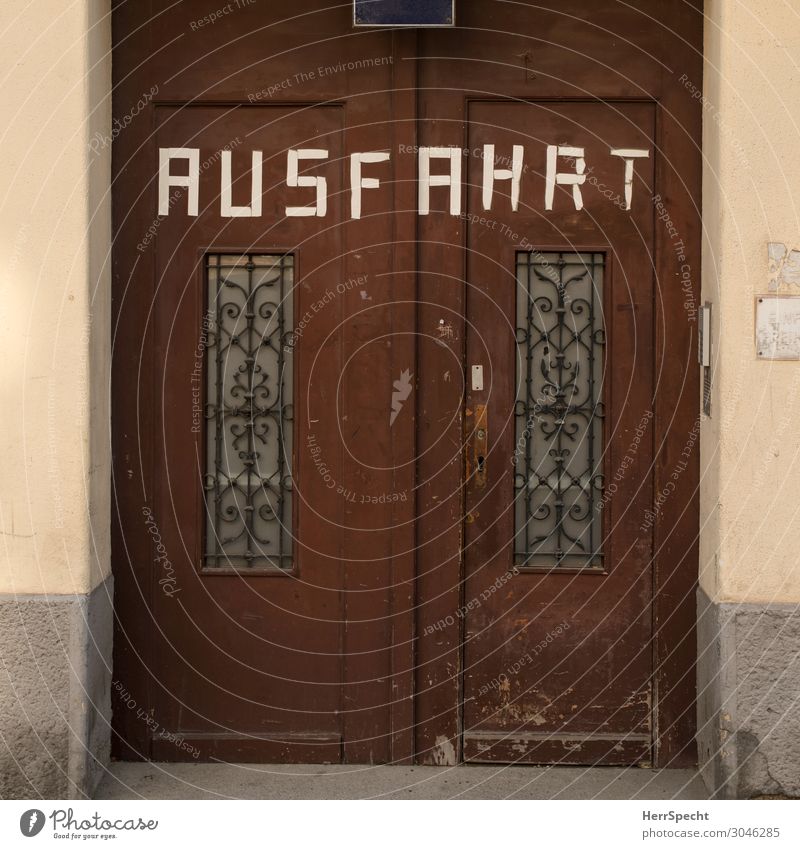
155 142 651 219
418 146 462 216
350 151 391 219
545 145 586 211
609 148 650 210
221 150 262 217
286 149 329 217
482 144 524 212
158 147 200 216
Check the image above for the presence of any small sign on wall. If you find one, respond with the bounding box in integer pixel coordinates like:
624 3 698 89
354 0 455 27
756 295 800 359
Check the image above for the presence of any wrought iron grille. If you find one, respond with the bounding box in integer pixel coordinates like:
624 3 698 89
204 254 293 569
514 251 605 570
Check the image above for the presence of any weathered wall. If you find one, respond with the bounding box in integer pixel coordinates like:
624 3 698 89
701 0 800 604
0 0 112 799
699 0 800 799
0 0 111 597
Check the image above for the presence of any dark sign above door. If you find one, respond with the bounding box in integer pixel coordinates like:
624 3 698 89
354 0 454 27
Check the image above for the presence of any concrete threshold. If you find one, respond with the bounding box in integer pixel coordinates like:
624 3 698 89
96 763 708 800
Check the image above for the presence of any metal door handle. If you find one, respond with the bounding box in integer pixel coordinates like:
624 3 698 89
466 403 488 488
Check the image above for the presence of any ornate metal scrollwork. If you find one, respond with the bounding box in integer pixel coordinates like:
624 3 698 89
514 251 605 570
204 254 293 569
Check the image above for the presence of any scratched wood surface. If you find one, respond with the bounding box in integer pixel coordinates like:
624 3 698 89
111 0 701 765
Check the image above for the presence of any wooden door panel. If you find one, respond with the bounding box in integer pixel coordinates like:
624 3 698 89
112 2 412 762
411 1 701 768
152 104 345 758
462 100 657 763
111 0 702 767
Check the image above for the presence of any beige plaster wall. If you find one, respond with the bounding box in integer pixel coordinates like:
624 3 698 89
0 0 111 595
2 0 799 605
701 0 800 603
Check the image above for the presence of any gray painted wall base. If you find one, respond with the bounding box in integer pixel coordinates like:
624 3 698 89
697 586 800 798
0 576 113 799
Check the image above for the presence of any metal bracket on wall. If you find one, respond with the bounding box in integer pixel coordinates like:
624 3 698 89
700 302 712 416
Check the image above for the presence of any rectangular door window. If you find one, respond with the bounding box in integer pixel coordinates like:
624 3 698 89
514 251 605 570
204 253 294 570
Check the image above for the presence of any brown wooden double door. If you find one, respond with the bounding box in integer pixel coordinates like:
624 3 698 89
112 1 701 767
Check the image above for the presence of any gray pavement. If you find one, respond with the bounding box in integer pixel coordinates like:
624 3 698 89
96 763 708 800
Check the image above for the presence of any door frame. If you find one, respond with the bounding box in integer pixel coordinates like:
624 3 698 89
110 6 702 768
